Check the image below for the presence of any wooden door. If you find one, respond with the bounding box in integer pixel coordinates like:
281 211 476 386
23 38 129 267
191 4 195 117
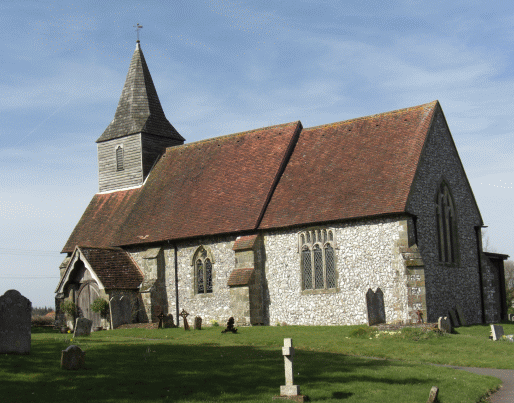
77 281 102 329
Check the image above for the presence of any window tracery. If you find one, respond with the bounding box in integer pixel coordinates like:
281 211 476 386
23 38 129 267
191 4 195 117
298 229 337 290
192 246 213 294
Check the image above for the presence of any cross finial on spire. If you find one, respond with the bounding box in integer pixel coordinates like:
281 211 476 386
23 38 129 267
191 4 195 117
133 23 143 42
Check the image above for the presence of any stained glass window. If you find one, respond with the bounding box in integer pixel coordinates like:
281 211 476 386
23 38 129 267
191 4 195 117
436 182 457 263
302 247 312 290
194 247 214 294
196 260 204 293
206 259 213 293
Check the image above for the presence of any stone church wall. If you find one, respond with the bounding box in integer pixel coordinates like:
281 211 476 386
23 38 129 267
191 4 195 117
406 108 483 324
263 218 410 326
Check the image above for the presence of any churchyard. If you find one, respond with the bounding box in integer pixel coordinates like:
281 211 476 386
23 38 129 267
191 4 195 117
2 324 514 402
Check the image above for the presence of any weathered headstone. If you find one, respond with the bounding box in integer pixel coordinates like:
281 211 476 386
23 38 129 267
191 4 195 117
73 318 92 337
437 316 452 333
164 314 175 328
0 290 31 354
61 345 85 370
455 305 467 326
194 316 202 330
180 309 190 331
427 386 439 403
491 324 504 341
448 309 460 328
366 288 386 326
221 317 238 334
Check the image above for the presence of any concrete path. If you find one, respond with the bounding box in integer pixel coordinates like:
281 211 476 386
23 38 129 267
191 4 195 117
449 366 514 402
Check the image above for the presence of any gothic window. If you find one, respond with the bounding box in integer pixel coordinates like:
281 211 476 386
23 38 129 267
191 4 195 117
299 229 337 290
116 145 124 171
192 246 214 294
436 181 457 263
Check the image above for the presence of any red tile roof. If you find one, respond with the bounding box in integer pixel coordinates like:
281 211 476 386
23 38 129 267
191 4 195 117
63 121 301 252
63 102 439 252
79 247 143 289
233 235 259 251
259 101 438 229
227 268 254 286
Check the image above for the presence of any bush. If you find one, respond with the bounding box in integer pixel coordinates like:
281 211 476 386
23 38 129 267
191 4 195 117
31 316 54 327
349 326 374 338
90 298 109 316
210 320 219 327
60 300 76 316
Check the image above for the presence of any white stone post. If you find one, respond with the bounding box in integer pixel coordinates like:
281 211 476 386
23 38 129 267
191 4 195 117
280 338 300 396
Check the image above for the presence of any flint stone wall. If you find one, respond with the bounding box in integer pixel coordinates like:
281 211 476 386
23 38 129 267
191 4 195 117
263 218 409 326
406 108 483 324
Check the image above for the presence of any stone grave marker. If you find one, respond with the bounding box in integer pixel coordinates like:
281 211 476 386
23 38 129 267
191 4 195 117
164 314 175 328
438 316 452 333
61 345 85 370
180 309 190 330
509 313 514 322
456 305 467 326
366 288 386 326
272 338 308 402
194 316 202 330
448 309 460 328
427 386 439 403
73 318 92 337
491 324 504 341
0 290 31 354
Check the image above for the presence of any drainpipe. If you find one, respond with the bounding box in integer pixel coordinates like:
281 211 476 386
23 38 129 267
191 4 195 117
475 225 487 324
174 244 179 327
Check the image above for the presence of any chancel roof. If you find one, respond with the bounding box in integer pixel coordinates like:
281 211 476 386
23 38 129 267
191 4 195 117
63 101 440 253
96 42 184 143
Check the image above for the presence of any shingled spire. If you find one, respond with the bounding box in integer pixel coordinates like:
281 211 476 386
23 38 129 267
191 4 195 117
96 41 184 143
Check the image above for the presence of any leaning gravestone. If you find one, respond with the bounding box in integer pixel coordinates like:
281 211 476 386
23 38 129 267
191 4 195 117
455 305 468 326
366 288 386 326
448 309 460 328
438 317 452 333
194 316 202 330
0 290 31 354
61 345 85 370
73 318 92 337
491 324 505 341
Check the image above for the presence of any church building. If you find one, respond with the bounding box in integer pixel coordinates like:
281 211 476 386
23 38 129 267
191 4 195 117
55 40 508 329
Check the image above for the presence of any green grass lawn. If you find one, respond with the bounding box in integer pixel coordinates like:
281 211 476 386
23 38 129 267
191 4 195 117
1 324 511 402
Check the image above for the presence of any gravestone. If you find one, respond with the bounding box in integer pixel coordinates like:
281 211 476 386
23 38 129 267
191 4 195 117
437 317 452 333
194 316 202 330
448 309 460 328
272 338 308 402
221 317 238 334
427 386 439 403
509 313 514 322
491 324 504 341
157 312 165 329
0 290 31 354
366 288 386 326
164 314 175 328
455 305 467 326
73 318 92 337
180 309 190 331
61 345 85 370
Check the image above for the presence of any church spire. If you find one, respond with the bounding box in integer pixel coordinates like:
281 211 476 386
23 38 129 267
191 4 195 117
96 41 184 143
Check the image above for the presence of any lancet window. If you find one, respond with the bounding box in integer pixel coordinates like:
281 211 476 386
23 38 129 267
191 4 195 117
116 145 124 171
299 229 337 290
436 182 457 264
193 246 213 294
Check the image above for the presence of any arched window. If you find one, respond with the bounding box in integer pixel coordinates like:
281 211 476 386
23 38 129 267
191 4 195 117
436 182 457 263
116 145 124 171
192 246 214 294
299 229 337 290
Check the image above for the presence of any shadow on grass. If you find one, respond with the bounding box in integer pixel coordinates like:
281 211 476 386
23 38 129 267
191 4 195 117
0 336 447 403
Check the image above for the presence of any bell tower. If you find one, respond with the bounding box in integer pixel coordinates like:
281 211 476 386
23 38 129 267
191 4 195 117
96 41 184 193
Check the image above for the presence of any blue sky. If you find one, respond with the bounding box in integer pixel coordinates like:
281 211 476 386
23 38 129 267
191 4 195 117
1 0 513 308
